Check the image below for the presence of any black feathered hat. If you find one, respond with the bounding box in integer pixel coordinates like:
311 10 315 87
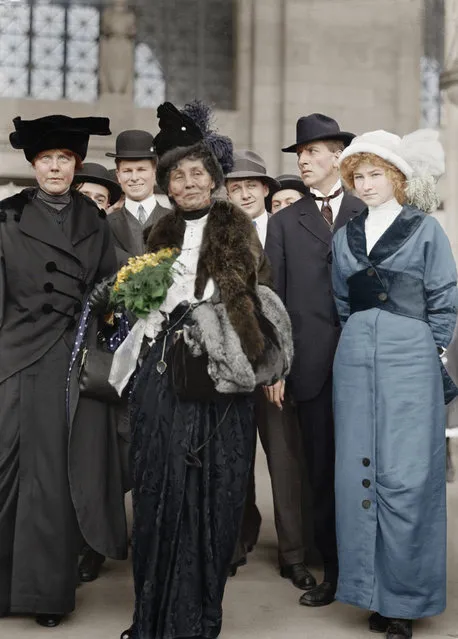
10 115 111 162
73 162 123 205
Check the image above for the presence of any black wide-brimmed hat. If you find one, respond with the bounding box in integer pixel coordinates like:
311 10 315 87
106 129 157 159
225 150 281 192
73 162 123 205
10 115 111 162
282 113 355 153
265 173 309 211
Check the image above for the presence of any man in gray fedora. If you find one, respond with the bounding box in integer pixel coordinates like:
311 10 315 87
266 114 365 607
225 150 316 592
106 130 170 263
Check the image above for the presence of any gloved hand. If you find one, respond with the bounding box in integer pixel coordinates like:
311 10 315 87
88 274 117 315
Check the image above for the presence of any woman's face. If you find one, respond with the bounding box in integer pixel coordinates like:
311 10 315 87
168 158 215 211
33 149 76 195
353 162 395 207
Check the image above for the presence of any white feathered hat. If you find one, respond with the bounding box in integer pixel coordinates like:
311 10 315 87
339 129 445 212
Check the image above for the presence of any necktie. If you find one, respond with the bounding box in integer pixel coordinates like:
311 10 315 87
312 187 343 227
252 220 257 229
137 204 147 226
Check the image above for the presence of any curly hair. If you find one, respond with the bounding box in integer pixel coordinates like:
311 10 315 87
340 152 407 204
156 141 224 196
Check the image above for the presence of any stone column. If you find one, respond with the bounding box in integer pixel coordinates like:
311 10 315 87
440 0 458 258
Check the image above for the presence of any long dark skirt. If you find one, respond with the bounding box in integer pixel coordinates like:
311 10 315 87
0 339 81 616
129 313 256 639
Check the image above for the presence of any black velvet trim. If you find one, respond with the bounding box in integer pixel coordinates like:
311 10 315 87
346 205 426 265
178 204 212 221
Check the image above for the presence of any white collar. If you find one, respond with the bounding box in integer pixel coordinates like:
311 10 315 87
367 198 403 217
253 210 269 224
125 193 157 217
310 179 342 199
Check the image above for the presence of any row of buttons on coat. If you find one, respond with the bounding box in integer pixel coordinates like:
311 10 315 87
366 268 388 302
362 457 371 509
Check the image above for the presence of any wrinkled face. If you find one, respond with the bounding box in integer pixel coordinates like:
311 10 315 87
226 178 269 219
78 182 110 210
353 162 395 207
297 141 340 192
116 159 156 201
33 149 76 195
168 158 215 211
271 188 303 214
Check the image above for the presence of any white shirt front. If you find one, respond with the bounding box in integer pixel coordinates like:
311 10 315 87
162 214 215 313
365 198 403 254
125 193 157 221
252 210 269 248
310 179 344 223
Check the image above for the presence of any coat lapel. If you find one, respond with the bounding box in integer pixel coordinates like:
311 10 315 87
298 195 330 245
346 205 426 265
70 192 101 247
109 206 142 255
334 193 365 232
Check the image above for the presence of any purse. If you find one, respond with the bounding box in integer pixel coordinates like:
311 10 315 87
78 320 124 405
168 330 219 402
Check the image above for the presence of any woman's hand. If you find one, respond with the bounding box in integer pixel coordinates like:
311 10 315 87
88 274 116 315
263 379 285 409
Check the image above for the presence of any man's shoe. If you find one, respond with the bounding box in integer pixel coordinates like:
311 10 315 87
228 556 247 577
386 619 413 638
369 612 389 633
79 547 106 582
299 581 335 607
280 563 317 590
36 614 63 628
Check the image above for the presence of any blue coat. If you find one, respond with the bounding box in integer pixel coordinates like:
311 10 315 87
332 205 458 619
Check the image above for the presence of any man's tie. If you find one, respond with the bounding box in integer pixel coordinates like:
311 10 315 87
137 203 148 226
312 187 343 227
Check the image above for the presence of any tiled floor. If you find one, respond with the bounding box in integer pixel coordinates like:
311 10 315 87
4 443 458 639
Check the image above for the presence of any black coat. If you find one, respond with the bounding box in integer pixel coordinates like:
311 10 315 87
265 192 365 402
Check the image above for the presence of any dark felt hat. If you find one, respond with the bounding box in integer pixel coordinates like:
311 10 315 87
106 129 157 159
73 162 123 205
265 174 309 211
154 102 204 158
282 113 355 153
225 150 281 193
10 115 111 163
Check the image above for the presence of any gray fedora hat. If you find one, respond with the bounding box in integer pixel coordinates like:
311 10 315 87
225 149 281 192
106 129 157 159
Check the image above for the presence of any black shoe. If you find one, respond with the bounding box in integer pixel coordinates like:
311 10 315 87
228 556 247 577
299 581 335 607
386 619 413 638
36 614 63 628
120 628 132 639
79 547 106 582
369 612 389 633
280 563 317 591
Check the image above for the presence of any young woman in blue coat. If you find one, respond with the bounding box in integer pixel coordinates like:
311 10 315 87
332 129 457 639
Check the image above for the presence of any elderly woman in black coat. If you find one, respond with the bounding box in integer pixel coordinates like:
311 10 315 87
113 103 293 639
0 116 127 629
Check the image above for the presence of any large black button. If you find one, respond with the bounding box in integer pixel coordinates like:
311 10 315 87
378 292 388 302
43 282 54 293
42 303 53 314
46 261 57 273
362 458 370 467
367 267 375 276
362 479 371 488
362 500 371 509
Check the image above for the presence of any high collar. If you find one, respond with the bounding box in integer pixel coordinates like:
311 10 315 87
310 178 342 199
125 192 157 217
367 198 402 218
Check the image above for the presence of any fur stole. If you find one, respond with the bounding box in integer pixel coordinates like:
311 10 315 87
145 199 271 363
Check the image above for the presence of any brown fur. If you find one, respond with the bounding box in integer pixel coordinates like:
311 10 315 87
145 200 270 363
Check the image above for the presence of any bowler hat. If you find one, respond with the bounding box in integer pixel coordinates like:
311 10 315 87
10 115 111 163
265 174 309 211
282 114 355 153
106 129 157 159
225 150 281 192
73 162 123 205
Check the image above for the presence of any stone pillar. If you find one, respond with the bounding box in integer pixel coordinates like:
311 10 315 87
440 0 458 258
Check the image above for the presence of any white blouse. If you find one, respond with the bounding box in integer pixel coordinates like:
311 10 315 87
161 214 215 314
365 199 403 254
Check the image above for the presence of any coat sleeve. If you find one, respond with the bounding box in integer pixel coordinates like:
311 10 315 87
424 218 458 349
96 221 119 282
332 232 350 327
0 226 4 330
265 214 286 302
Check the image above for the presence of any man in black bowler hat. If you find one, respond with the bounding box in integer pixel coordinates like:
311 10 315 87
106 130 170 262
0 115 127 628
73 162 123 211
266 113 365 607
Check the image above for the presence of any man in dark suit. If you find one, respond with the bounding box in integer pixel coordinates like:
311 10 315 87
225 151 315 592
73 162 123 212
106 130 170 262
265 114 365 607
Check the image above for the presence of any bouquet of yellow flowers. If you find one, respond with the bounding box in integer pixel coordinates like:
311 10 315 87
110 248 179 319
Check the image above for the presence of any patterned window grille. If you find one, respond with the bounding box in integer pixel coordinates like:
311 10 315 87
0 0 100 103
